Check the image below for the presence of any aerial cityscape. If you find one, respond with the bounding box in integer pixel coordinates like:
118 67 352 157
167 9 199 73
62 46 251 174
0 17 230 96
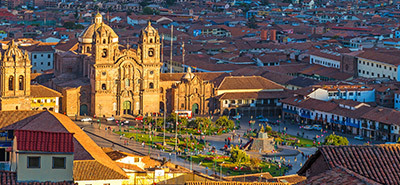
0 0 399 184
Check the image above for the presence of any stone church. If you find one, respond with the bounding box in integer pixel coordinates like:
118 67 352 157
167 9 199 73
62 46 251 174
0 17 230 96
53 13 286 118
53 13 218 117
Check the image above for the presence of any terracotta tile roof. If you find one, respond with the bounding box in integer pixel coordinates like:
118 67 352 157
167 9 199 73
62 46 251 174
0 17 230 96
299 145 400 185
218 76 284 90
31 84 62 98
299 64 353 80
361 107 400 126
160 72 226 82
297 166 381 185
54 39 78 52
73 160 127 181
0 111 128 181
0 110 44 129
357 50 400 66
223 172 273 182
0 171 75 185
219 91 291 100
116 162 145 172
15 130 74 153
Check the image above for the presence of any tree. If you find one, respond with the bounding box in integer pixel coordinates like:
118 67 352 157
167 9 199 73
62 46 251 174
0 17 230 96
142 7 154 15
166 0 175 6
247 15 258 29
215 116 235 129
230 145 249 164
63 21 75 29
324 134 349 146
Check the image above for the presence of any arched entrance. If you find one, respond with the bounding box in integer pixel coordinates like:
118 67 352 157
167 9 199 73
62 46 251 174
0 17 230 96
123 101 132 115
192 103 199 114
80 104 88 116
160 102 165 113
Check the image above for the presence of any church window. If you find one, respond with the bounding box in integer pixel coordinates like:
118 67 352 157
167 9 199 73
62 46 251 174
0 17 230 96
149 82 154 89
87 46 91 52
103 39 106 44
148 48 154 57
150 38 153 43
150 70 154 75
181 103 184 108
102 72 106 76
125 79 130 86
8 76 14 91
102 84 106 90
102 49 108 58
160 87 163 93
19 76 24 90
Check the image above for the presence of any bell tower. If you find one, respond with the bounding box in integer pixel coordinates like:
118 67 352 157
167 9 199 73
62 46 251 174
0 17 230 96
89 12 120 117
0 40 31 110
138 22 161 115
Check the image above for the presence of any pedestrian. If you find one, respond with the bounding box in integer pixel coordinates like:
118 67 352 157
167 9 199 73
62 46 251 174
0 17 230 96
224 138 227 144
142 141 145 148
120 135 122 140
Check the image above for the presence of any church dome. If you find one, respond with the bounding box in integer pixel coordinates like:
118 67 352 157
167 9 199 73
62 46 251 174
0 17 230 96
78 12 118 44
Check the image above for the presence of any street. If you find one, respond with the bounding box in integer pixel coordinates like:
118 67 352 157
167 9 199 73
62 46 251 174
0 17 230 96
74 114 381 176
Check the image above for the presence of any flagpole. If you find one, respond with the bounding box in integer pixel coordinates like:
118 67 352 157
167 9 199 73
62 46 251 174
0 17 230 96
170 25 174 73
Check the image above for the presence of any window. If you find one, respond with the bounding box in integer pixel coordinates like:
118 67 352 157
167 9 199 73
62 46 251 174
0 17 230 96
33 62 36 66
125 79 130 86
8 76 13 91
33 55 37 59
27 156 40 168
181 103 184 108
102 84 106 90
148 48 154 57
102 72 106 76
102 49 108 58
134 158 139 162
41 62 43 65
149 82 154 89
150 71 154 75
48 62 50 66
41 54 43 57
18 76 24 90
52 157 66 169
48 54 51 58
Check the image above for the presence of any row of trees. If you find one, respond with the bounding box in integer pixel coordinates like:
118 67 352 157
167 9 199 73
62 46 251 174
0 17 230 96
143 114 235 130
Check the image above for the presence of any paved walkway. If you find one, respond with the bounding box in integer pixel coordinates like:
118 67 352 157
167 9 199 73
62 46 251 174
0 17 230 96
77 121 218 176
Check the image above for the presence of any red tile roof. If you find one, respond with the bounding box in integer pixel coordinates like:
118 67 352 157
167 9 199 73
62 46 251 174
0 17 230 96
15 130 74 153
0 171 75 185
299 145 400 185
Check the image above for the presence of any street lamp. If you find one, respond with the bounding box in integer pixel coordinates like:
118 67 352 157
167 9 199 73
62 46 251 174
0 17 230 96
220 162 224 180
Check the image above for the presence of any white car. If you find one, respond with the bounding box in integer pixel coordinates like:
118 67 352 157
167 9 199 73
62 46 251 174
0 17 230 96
303 125 313 130
354 136 364 140
106 117 115 121
232 114 241 119
312 125 322 131
81 117 92 122
123 120 129 124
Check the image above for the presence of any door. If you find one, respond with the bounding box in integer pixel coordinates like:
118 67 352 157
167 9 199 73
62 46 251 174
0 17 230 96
123 101 132 115
80 104 88 116
192 103 199 115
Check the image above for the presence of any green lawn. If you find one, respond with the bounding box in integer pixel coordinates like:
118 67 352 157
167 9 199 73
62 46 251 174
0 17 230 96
182 154 289 177
115 131 206 152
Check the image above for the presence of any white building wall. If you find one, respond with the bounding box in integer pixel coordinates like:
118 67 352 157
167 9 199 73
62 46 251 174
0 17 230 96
310 55 340 69
357 57 399 81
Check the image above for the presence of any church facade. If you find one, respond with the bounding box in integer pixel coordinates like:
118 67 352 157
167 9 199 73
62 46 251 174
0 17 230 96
77 13 162 116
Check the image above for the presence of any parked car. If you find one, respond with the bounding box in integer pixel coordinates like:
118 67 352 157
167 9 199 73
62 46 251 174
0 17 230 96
106 117 115 121
232 114 241 119
354 136 364 140
81 117 92 122
135 116 144 121
123 120 129 124
256 115 264 119
303 125 313 130
312 124 322 131
258 118 269 122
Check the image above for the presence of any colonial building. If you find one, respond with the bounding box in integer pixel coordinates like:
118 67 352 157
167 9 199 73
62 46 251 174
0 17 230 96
54 13 162 117
53 13 288 118
0 40 61 112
